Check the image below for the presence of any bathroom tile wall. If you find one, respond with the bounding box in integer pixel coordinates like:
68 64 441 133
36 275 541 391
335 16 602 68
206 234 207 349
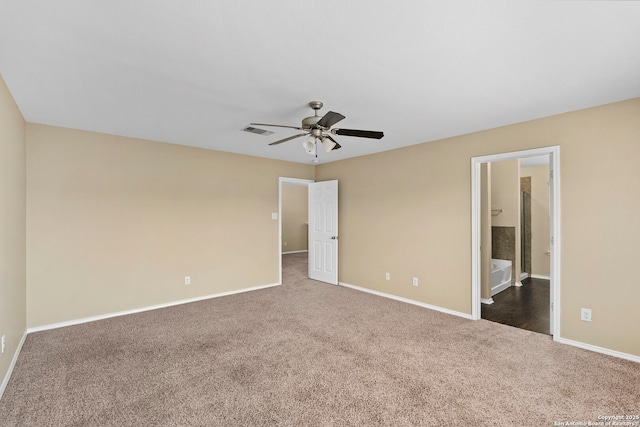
492 226 516 284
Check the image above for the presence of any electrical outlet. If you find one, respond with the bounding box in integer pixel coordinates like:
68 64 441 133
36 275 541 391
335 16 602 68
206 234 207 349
580 308 592 322
284 241 287 247
1 335 5 354
185 276 191 285
385 272 390 280
412 277 419 287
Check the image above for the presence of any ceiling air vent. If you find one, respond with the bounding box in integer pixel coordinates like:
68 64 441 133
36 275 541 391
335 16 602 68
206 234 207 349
243 126 274 136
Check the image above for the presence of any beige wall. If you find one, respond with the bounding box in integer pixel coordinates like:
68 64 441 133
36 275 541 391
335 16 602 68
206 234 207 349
26 124 314 327
0 75 27 388
491 159 521 283
316 139 474 314
282 184 308 252
521 165 550 277
491 159 520 228
316 98 640 357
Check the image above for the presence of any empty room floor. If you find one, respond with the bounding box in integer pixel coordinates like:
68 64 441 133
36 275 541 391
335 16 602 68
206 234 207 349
1 259 637 426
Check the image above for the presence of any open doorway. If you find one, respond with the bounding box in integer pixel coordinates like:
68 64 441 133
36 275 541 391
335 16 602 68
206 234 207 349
480 156 551 334
471 146 560 339
278 178 339 286
278 178 313 285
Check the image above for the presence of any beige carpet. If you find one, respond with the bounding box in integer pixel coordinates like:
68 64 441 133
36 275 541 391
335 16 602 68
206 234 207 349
1 252 638 426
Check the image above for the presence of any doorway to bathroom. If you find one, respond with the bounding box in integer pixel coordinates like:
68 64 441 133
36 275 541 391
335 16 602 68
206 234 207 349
471 146 560 338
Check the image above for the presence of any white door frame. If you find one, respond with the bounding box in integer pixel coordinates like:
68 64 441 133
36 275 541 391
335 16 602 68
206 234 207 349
278 177 314 284
471 146 560 339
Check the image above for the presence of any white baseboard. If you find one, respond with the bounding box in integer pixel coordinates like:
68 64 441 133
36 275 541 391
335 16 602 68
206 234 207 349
0 331 27 400
336 285 639 364
282 250 308 254
491 281 511 296
28 282 281 333
555 337 640 364
531 274 551 280
520 272 529 280
481 298 494 305
339 282 473 320
338 283 640 364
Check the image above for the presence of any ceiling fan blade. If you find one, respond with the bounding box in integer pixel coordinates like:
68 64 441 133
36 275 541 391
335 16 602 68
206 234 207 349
317 111 346 129
325 135 342 150
268 133 308 146
331 128 384 139
251 122 304 130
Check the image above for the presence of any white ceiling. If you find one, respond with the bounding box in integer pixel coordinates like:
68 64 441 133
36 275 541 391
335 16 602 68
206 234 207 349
1 1 640 165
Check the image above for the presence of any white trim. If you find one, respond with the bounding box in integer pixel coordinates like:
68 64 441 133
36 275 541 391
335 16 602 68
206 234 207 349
339 282 473 320
514 281 523 287
549 147 561 337
491 281 511 296
278 177 314 285
283 250 308 255
520 272 529 280
481 298 494 305
471 158 481 320
554 337 640 364
0 331 27 400
471 146 560 340
531 274 551 280
27 282 280 333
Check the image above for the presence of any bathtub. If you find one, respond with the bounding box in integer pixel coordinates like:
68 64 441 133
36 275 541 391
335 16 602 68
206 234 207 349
491 258 512 296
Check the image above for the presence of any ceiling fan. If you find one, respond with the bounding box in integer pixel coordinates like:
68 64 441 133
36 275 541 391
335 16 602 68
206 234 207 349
251 101 384 156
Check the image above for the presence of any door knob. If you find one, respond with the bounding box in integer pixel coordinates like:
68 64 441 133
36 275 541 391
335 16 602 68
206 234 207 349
331 236 338 240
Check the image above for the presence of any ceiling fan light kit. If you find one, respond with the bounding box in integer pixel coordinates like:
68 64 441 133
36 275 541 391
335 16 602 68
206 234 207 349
321 136 336 152
250 101 383 159
302 137 316 154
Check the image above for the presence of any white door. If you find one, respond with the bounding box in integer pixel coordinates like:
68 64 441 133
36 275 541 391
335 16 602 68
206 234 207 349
308 180 338 284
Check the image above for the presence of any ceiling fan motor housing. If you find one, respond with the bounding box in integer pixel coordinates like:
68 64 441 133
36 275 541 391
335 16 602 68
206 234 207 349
301 101 324 129
302 115 322 129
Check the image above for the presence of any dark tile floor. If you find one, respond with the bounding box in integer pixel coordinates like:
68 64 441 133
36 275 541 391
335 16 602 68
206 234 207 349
481 277 550 335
